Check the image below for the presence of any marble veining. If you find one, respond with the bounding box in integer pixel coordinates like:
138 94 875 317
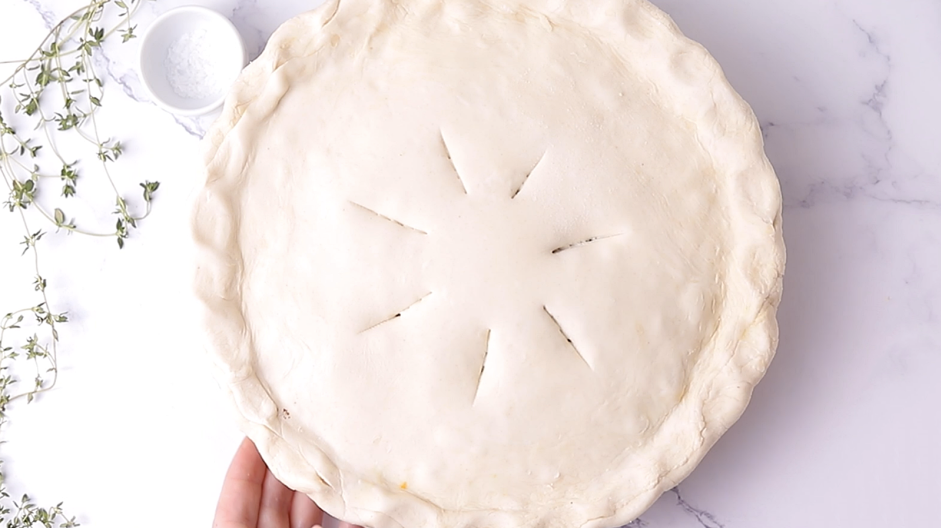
669 488 724 528
1 0 938 527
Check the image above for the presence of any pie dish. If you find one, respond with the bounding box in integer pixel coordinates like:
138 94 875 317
193 0 785 527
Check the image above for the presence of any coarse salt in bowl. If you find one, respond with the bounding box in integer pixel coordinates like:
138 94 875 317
139 6 246 116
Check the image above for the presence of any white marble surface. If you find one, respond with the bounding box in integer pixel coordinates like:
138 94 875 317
0 0 939 527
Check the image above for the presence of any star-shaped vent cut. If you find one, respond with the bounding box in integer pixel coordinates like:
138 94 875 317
348 130 625 401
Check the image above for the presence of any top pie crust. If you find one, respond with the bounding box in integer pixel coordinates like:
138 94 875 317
193 0 785 527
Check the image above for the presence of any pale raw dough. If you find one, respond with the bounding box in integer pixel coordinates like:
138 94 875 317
193 0 785 527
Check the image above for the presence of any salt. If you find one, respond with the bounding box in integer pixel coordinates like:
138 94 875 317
165 29 230 100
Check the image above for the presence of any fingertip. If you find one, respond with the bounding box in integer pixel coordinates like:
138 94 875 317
213 437 266 528
291 490 324 528
230 437 266 482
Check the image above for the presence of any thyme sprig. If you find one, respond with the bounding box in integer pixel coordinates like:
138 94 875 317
1 0 157 243
0 1 154 526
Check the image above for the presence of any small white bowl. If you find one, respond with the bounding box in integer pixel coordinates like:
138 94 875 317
139 6 246 116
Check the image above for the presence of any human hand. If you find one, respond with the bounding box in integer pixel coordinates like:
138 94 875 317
213 437 364 528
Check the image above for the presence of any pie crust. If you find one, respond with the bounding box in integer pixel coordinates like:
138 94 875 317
193 0 785 526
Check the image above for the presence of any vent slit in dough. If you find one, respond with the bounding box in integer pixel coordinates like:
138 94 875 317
347 200 429 235
359 292 433 334
542 305 593 371
510 150 547 199
551 233 625 255
472 329 492 405
439 130 468 195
